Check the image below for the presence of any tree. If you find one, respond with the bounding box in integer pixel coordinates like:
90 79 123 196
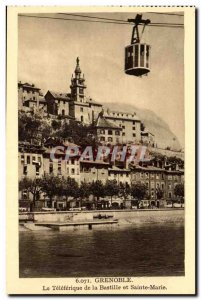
90 181 105 208
77 182 91 207
104 180 119 205
51 119 61 131
56 120 98 148
62 177 79 209
119 182 131 200
41 175 62 208
19 177 43 211
18 111 52 144
131 182 147 208
174 183 184 198
18 112 41 142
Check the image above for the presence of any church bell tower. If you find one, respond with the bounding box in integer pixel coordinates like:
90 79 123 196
70 57 86 102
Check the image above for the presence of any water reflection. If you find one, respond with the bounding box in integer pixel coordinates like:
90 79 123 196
19 223 184 278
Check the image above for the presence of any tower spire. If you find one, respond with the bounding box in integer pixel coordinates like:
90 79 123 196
75 57 81 75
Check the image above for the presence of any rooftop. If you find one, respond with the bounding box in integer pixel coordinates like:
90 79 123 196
108 166 130 172
47 90 70 101
80 160 109 165
18 81 41 90
95 113 122 130
104 109 141 121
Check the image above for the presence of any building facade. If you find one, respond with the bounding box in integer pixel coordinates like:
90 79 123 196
18 81 47 112
104 109 142 144
130 162 184 207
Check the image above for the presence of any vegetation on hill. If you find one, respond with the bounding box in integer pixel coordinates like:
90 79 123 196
18 111 97 147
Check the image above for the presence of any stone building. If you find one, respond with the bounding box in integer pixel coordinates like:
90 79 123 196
18 142 44 180
80 160 109 184
130 162 184 207
18 142 44 208
44 91 71 116
104 109 142 144
94 111 122 145
18 81 47 112
108 166 131 185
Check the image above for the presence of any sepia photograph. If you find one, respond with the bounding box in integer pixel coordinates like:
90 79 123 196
6 6 195 295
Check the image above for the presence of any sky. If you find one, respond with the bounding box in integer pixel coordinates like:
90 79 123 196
18 12 184 147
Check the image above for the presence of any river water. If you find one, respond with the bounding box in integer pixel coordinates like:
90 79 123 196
19 223 184 278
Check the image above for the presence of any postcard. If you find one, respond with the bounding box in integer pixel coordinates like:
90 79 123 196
6 6 195 295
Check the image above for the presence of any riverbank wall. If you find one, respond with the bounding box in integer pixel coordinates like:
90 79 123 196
19 208 184 225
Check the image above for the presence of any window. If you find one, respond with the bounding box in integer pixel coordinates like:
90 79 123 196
145 172 149 178
108 137 113 142
58 166 61 175
133 126 135 130
71 159 75 165
80 107 83 112
115 130 120 136
49 163 53 174
168 175 172 180
122 133 125 136
71 168 75 175
32 156 36 164
33 96 35 100
23 166 27 175
168 184 171 190
161 173 164 180
156 174 160 180
133 121 135 125
62 109 65 116
108 130 113 135
122 125 125 129
133 133 136 137
27 156 30 164
151 181 154 189
81 116 84 122
21 155 25 162
100 136 105 141
161 183 164 190
79 88 84 94
36 165 40 175
100 129 105 134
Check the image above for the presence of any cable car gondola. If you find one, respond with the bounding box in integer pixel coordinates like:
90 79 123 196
125 14 151 77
